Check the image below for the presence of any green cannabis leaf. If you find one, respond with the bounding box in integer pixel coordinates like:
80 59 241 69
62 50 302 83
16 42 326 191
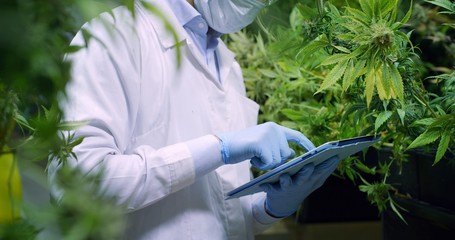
425 0 455 14
407 114 455 164
375 111 393 133
302 0 414 107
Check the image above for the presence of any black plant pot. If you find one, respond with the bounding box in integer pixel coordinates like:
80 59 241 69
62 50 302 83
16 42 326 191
382 197 455 240
380 148 455 240
297 149 380 223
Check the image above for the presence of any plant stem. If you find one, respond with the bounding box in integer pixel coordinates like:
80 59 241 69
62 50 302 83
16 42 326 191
412 87 439 118
316 0 324 16
7 152 17 220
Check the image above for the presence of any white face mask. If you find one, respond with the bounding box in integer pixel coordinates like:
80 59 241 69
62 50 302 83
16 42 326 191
194 0 267 34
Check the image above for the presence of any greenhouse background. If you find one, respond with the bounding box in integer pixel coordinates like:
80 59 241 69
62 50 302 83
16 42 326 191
1 0 454 239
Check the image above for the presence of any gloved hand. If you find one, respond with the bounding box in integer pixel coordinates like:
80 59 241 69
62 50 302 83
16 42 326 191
217 122 315 170
260 155 340 218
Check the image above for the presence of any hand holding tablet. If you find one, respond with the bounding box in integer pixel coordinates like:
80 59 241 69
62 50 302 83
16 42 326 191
226 136 380 200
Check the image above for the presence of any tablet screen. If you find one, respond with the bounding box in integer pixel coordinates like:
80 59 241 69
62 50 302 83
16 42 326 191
226 135 380 199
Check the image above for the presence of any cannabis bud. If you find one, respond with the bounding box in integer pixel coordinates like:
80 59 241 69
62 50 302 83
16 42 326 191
370 22 394 49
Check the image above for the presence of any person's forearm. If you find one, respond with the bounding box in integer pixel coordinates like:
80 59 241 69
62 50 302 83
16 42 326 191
49 127 200 212
186 135 224 177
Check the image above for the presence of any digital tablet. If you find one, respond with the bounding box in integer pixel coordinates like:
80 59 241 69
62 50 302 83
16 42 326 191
226 135 380 199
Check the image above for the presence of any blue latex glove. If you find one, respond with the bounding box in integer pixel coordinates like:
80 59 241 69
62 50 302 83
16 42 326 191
217 122 315 170
260 155 341 218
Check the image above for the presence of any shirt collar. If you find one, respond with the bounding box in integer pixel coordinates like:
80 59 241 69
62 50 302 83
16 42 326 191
168 0 201 27
168 0 222 37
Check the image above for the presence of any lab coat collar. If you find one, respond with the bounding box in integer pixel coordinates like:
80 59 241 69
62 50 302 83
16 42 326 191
217 42 235 85
138 0 235 88
138 0 187 49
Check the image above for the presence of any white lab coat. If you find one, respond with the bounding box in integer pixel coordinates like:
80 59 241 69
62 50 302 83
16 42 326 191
49 0 273 239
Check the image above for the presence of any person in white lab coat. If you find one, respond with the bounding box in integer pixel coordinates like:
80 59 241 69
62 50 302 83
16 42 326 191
48 0 340 239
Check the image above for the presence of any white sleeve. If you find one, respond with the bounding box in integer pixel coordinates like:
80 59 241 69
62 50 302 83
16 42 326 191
187 135 224 177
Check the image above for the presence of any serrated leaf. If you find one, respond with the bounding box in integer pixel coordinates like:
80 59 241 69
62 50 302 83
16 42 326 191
344 7 370 26
365 63 377 107
389 62 404 104
281 109 303 121
380 0 398 15
373 0 381 19
392 0 413 29
430 114 454 126
326 2 342 17
382 63 392 98
337 33 355 41
258 69 278 78
342 103 367 122
389 2 398 24
435 105 447 115
395 31 414 49
389 82 397 99
411 118 436 126
353 59 367 78
435 131 451 165
15 114 34 131
281 121 299 130
296 3 319 20
407 130 441 150
343 59 355 91
375 111 393 132
397 109 406 125
321 54 350 66
333 45 351 54
298 35 330 57
317 60 349 92
358 0 374 18
425 0 454 12
376 67 388 100
400 0 414 27
290 5 304 30
347 47 367 59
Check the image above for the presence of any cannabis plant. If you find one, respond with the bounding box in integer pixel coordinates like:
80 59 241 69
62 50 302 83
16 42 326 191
0 0 141 239
405 0 455 164
297 0 413 107
231 0 454 222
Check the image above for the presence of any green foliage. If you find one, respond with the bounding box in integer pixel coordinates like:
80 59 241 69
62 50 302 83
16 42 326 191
408 114 455 164
0 0 146 239
51 167 125 240
0 220 39 240
359 179 394 214
403 3 455 164
296 0 414 106
226 30 361 147
0 87 18 150
425 0 455 15
230 0 455 223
